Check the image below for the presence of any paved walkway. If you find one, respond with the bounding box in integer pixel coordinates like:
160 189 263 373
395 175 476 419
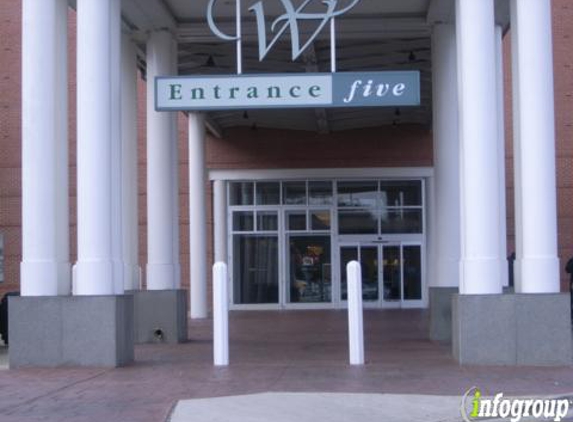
169 393 465 422
0 310 571 422
168 392 573 422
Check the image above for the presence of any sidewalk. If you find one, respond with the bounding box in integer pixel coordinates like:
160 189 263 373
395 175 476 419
169 392 573 422
0 310 571 422
169 393 465 422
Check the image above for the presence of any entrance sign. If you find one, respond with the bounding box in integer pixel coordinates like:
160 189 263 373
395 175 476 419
207 0 362 73
155 71 420 111
207 0 361 62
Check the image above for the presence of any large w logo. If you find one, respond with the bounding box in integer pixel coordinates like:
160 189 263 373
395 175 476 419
207 0 361 62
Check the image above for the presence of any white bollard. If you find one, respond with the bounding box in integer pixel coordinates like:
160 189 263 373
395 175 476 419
347 261 365 365
213 262 229 366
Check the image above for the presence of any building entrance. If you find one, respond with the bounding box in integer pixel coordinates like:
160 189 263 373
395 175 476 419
228 177 426 310
339 242 423 308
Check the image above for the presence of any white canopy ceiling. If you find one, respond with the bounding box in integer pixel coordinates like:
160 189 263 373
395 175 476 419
107 0 510 133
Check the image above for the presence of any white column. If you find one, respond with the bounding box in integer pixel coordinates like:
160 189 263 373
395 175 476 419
495 25 509 288
213 180 228 264
171 38 181 289
74 0 121 295
431 23 460 288
213 262 229 366
146 30 178 290
511 0 560 293
122 35 141 291
456 0 502 295
189 113 208 319
21 0 70 296
510 0 523 290
110 0 124 295
425 176 437 288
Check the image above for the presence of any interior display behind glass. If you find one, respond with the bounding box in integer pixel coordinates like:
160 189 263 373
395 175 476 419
310 210 331 231
288 236 331 303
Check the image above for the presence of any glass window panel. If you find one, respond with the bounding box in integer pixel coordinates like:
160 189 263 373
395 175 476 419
340 247 380 302
229 182 254 206
233 235 279 304
286 211 306 231
338 210 378 234
383 246 401 301
256 182 280 205
380 181 422 207
310 210 331 231
233 211 254 232
361 247 379 301
337 181 378 207
283 182 307 205
380 209 423 234
309 181 333 205
339 246 358 301
257 211 278 231
288 236 331 303
403 246 422 300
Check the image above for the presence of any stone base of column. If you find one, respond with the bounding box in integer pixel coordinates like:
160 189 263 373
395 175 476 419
8 295 134 368
452 293 572 366
429 287 458 342
131 290 187 344
430 286 515 342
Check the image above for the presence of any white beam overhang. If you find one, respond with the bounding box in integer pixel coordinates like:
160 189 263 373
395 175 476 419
177 16 431 43
427 0 510 31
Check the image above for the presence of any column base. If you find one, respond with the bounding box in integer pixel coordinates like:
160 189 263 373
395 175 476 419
429 287 458 342
452 293 572 366
146 263 176 291
431 287 515 342
131 290 188 344
123 264 142 291
8 295 134 368
20 261 70 296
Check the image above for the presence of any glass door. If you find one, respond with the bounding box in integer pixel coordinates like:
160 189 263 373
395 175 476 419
339 242 424 308
339 244 381 305
401 244 423 307
381 243 424 307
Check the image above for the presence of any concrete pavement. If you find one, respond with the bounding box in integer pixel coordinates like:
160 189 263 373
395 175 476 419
0 310 571 422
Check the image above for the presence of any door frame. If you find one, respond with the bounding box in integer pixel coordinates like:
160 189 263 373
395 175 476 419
221 169 434 311
337 239 425 309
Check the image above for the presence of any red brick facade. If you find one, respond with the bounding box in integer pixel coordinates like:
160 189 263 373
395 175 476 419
0 0 571 298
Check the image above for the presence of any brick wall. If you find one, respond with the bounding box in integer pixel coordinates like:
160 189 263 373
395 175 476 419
0 0 22 298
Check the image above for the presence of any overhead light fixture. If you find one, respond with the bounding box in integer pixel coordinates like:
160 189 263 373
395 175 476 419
206 55 216 67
